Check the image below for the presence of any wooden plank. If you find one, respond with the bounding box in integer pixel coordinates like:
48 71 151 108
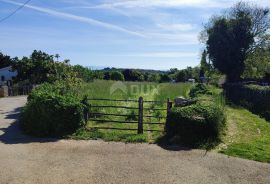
143 122 165 125
144 100 167 103
86 127 138 131
143 115 166 118
143 108 167 111
89 119 138 124
138 97 143 134
144 129 163 132
88 98 138 102
91 105 139 110
91 112 139 117
86 127 163 132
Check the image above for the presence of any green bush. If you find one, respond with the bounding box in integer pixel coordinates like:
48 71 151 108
21 82 86 137
110 71 124 81
166 100 225 147
189 83 211 98
224 84 270 121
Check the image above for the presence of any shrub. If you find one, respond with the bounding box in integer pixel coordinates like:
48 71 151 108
189 83 211 98
110 71 124 81
21 82 86 137
166 100 225 147
224 83 270 121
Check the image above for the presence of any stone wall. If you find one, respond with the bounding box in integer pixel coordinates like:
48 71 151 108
0 86 8 97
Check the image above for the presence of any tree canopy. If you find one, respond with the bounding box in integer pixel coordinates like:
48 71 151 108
0 52 16 69
202 2 270 82
12 50 75 84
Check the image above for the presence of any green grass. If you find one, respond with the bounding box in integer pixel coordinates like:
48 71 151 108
71 80 192 143
218 106 270 163
72 82 270 163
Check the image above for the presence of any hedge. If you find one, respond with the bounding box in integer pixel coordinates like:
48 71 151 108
189 83 211 98
21 82 86 137
224 84 270 121
166 100 225 146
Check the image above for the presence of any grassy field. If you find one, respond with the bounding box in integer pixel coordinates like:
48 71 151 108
72 80 192 143
218 106 270 163
71 81 270 163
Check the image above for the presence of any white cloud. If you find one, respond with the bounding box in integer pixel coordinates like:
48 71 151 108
94 0 234 9
0 0 145 37
85 0 270 10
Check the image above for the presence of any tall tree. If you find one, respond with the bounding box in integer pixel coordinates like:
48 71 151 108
110 71 124 81
200 50 210 77
0 52 15 69
202 2 270 82
54 54 60 62
13 50 73 84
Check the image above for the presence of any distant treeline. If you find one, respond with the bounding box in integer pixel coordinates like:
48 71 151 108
0 50 205 84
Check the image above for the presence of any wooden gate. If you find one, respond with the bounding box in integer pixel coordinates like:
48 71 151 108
86 97 173 134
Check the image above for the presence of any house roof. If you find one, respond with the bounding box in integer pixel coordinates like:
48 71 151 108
0 66 12 72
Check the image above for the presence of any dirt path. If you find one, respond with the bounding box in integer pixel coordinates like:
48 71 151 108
0 96 270 184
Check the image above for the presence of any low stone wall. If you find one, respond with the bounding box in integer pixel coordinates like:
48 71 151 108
0 86 8 97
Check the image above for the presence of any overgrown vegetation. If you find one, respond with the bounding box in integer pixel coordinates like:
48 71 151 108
21 81 87 137
224 83 270 121
165 84 225 148
71 80 192 143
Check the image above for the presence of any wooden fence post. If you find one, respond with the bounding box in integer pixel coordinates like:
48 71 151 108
82 97 89 124
138 96 143 134
167 98 172 115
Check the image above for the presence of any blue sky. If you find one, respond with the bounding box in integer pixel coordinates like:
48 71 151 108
0 0 269 70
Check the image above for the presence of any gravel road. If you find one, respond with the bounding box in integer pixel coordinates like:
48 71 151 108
0 96 270 184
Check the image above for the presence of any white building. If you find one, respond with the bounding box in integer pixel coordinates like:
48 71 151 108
0 66 17 85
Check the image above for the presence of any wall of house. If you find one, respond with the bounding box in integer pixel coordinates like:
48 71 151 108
0 67 17 82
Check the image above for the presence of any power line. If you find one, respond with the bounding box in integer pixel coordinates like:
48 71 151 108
0 0 32 23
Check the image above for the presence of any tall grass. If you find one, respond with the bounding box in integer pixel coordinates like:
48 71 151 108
155 83 192 101
72 80 193 143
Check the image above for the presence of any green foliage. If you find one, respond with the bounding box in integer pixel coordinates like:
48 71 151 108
0 52 16 69
175 66 200 82
189 83 211 98
74 80 192 143
203 2 270 82
207 70 224 86
148 73 161 82
166 84 225 147
73 65 93 82
12 50 76 84
126 111 138 121
224 83 270 121
242 46 270 80
206 17 252 81
166 100 225 147
122 69 144 81
110 71 124 81
175 70 186 82
21 82 86 137
200 50 210 77
159 73 171 82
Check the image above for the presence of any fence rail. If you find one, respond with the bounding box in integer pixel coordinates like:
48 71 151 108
8 85 33 96
91 105 139 110
86 97 172 134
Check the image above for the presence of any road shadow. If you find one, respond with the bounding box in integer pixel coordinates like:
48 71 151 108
0 107 58 145
156 136 192 151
